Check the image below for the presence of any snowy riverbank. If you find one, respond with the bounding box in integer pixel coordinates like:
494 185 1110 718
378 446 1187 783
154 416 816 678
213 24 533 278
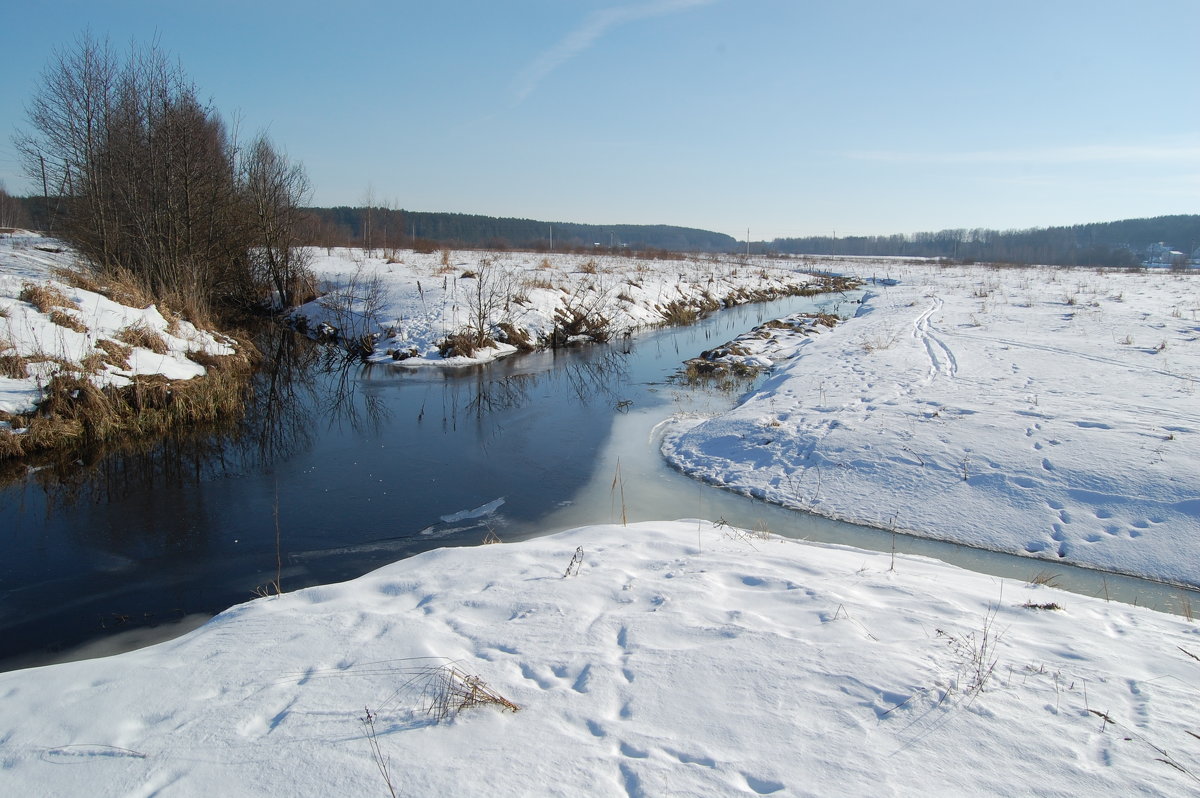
665 261 1200 587
3 521 1198 796
294 247 839 366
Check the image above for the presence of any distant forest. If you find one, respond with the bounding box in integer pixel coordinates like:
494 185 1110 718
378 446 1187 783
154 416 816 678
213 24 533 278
10 193 1199 266
299 206 739 253
767 215 1200 267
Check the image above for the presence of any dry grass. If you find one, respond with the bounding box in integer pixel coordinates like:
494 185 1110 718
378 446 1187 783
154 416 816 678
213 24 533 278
860 330 899 353
438 330 494 358
95 339 133 369
48 309 88 333
421 665 519 721
0 348 29 379
495 322 533 351
0 343 255 461
1029 570 1062 587
658 300 701 326
19 282 73 313
116 322 169 354
524 276 556 291
813 312 840 328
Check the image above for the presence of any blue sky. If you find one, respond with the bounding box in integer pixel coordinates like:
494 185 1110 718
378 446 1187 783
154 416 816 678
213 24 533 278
1 0 1196 241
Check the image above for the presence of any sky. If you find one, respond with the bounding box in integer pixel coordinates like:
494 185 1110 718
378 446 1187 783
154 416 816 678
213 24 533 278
1 0 1197 241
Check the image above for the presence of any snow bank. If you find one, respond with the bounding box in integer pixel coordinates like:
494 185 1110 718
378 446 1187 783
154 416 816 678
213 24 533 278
0 233 236 418
665 261 1200 586
295 248 827 366
2 521 1197 796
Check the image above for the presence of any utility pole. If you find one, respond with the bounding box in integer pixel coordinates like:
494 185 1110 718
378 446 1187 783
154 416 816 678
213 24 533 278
746 228 750 258
549 224 553 251
39 154 49 232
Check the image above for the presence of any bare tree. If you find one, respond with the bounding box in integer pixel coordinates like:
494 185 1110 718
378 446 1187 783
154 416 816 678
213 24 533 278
13 33 310 317
244 135 314 307
15 32 121 258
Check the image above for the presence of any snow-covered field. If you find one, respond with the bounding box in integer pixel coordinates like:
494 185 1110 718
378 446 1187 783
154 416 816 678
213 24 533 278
0 232 235 421
295 247 830 365
665 260 1200 587
3 521 1199 797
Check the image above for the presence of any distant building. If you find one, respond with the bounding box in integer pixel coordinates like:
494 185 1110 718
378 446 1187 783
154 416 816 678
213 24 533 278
1144 242 1186 267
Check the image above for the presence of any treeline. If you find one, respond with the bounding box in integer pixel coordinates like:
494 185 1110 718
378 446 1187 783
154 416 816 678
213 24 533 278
13 34 312 318
769 215 1200 266
300 207 738 253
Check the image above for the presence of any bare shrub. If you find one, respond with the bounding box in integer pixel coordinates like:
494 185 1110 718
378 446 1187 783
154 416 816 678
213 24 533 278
462 256 515 349
935 599 1004 703
860 329 900 352
317 264 390 356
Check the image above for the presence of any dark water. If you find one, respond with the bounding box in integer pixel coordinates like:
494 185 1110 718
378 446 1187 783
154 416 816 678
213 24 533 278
2 293 1196 671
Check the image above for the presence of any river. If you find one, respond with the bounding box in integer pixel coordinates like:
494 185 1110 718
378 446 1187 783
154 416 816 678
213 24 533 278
1 292 1194 671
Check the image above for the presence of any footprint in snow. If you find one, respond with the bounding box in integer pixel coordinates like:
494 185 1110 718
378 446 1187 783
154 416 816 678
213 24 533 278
619 741 650 759
743 773 786 795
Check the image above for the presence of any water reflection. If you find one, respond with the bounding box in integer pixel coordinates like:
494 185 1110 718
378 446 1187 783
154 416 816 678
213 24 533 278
0 319 642 669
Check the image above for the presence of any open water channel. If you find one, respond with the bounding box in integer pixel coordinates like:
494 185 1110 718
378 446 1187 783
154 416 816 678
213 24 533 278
1 293 1195 672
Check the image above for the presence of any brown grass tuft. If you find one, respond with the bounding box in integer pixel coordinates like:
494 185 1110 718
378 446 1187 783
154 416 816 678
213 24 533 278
439 330 494 358
48 309 88 334
116 322 169 354
0 349 30 379
19 282 73 313
95 339 133 369
495 322 533 351
658 300 701 326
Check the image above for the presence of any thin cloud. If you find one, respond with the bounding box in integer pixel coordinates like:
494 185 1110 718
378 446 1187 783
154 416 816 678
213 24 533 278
512 0 716 104
846 144 1200 165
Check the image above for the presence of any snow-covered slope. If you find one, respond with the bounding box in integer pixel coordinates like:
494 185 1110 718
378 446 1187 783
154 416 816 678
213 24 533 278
0 233 236 419
664 261 1200 586
2 522 1197 796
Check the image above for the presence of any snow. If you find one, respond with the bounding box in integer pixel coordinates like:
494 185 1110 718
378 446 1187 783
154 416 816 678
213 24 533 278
296 247 827 366
0 232 236 418
6 239 1200 794
2 521 1198 796
664 261 1200 587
